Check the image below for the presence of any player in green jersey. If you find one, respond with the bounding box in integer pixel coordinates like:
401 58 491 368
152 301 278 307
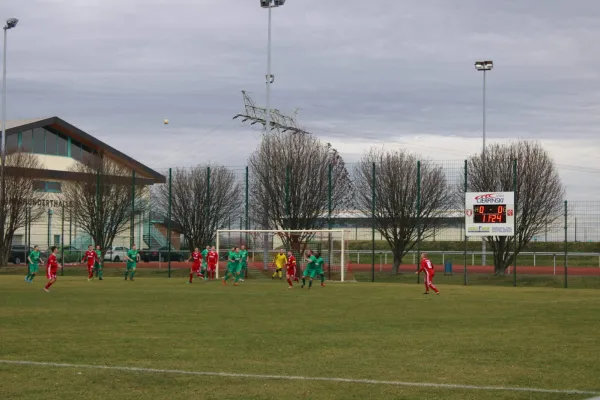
223 247 243 286
25 245 42 283
239 245 248 282
201 245 209 279
222 247 236 285
315 251 326 287
124 244 139 281
301 249 318 289
94 245 103 280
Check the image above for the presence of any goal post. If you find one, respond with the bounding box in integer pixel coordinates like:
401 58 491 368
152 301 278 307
215 229 349 282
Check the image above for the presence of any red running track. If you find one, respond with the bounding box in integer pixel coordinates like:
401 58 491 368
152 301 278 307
62 261 600 277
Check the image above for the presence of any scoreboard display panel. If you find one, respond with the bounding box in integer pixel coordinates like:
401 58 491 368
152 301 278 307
465 192 515 237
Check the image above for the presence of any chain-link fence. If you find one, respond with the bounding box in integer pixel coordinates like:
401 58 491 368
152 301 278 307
4 160 599 288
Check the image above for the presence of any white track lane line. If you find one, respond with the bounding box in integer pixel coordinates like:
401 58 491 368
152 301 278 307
0 359 598 396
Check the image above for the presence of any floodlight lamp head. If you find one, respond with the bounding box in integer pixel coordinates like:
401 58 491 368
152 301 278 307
4 18 18 30
475 60 493 71
260 0 285 8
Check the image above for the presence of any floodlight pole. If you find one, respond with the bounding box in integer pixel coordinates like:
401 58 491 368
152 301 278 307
262 2 283 270
1 20 18 250
482 68 487 266
263 5 273 270
475 61 492 267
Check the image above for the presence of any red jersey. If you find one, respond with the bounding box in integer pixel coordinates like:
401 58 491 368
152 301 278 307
83 250 97 266
191 251 202 266
207 251 218 266
47 254 58 269
286 255 296 274
420 258 435 275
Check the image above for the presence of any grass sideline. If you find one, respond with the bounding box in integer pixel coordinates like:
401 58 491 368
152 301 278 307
3 265 600 289
1 276 600 399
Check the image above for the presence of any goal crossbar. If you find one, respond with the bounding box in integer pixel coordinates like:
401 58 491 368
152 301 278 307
215 229 347 281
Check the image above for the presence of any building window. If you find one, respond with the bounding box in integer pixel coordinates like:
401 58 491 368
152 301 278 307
6 133 18 154
33 181 62 193
71 140 81 160
20 130 32 152
45 129 57 155
32 128 45 153
57 133 68 156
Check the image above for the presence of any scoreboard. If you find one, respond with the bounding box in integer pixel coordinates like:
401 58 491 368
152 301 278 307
465 192 515 237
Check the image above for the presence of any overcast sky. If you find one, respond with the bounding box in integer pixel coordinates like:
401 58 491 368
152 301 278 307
2 0 600 200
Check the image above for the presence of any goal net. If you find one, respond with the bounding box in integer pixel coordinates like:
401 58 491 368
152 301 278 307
215 229 352 282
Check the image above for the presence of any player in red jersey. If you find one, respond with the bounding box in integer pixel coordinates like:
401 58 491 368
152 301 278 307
207 246 218 280
44 246 63 292
187 247 203 283
82 245 98 281
416 253 440 295
286 250 297 288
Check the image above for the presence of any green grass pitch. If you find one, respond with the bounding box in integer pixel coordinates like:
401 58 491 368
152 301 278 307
1 275 600 400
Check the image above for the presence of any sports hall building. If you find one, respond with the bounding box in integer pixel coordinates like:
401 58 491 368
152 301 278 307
3 117 181 255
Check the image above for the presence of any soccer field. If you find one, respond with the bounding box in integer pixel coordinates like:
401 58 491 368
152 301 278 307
1 276 600 400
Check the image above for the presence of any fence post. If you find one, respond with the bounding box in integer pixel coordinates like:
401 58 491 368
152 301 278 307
96 169 101 252
564 200 568 288
167 168 172 278
60 204 65 274
206 166 211 239
283 166 292 229
463 159 468 285
513 158 517 287
371 162 375 282
328 163 332 280
416 160 421 284
245 166 249 279
131 170 136 248
28 206 31 250
24 204 28 255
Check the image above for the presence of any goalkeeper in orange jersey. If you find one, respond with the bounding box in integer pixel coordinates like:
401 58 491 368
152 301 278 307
272 248 287 280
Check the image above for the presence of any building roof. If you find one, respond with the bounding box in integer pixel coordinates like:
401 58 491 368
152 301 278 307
2 117 165 184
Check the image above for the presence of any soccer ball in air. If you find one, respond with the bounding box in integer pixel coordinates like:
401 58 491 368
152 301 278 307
163 119 169 125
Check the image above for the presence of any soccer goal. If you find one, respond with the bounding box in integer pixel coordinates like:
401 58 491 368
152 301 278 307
215 229 351 282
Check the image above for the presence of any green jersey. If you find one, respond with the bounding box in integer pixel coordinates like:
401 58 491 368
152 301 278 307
28 250 40 266
202 248 208 259
240 249 248 263
232 252 242 264
315 257 324 270
94 249 102 264
307 255 317 269
227 251 235 265
127 249 139 267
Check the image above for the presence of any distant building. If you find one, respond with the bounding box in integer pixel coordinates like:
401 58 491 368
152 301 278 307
3 117 182 251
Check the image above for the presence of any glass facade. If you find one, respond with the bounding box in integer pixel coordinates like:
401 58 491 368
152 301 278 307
32 128 45 153
6 133 18 154
12 126 96 161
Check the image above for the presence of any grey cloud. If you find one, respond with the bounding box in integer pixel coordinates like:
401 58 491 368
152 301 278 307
1 0 600 198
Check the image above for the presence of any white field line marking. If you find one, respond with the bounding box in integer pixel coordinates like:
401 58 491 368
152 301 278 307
0 360 598 396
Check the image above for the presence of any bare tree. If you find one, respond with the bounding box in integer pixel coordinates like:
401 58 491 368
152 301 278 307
0 151 46 264
354 148 451 272
155 165 242 250
61 156 148 257
465 141 564 274
249 131 352 251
